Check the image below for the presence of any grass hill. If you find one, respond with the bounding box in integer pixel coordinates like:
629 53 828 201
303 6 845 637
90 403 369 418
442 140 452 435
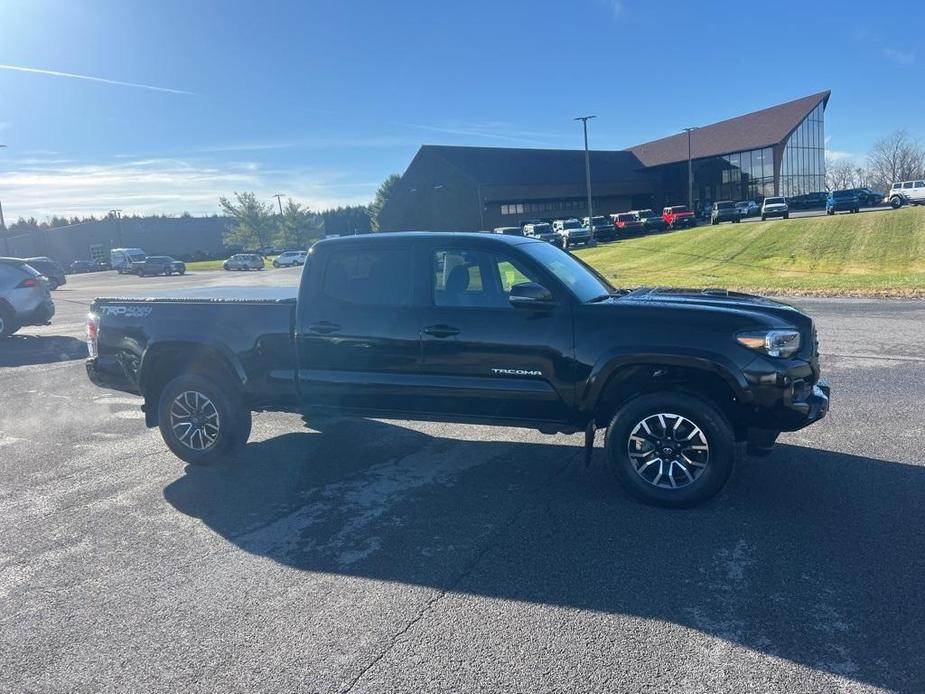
574 206 925 297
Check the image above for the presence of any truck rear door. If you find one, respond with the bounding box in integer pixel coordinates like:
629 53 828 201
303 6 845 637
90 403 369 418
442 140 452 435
297 240 423 413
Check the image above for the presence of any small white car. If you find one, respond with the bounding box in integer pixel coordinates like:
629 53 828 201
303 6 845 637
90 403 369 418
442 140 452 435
735 201 760 217
761 197 789 221
273 250 308 268
887 180 925 208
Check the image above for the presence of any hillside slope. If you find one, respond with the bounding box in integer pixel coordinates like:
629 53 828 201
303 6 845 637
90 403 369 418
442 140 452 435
575 206 925 296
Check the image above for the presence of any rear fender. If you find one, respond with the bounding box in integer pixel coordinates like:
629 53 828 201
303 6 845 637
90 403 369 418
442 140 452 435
139 339 247 426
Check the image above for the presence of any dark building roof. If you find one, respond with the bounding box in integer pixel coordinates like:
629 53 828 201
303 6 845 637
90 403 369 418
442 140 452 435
626 91 830 168
421 145 648 186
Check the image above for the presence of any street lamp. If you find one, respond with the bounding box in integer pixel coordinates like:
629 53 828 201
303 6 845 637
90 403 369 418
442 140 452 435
682 127 697 210
109 209 124 247
575 115 597 230
273 193 285 216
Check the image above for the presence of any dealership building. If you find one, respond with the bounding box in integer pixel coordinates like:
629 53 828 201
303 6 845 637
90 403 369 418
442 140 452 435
379 91 829 232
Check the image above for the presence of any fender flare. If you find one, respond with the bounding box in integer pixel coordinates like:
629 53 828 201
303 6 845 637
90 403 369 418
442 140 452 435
138 337 248 392
579 348 752 416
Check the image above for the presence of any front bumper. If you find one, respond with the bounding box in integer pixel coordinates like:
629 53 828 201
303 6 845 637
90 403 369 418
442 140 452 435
672 217 696 227
763 208 788 217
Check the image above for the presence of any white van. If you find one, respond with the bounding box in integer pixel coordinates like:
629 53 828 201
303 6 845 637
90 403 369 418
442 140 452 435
110 248 147 274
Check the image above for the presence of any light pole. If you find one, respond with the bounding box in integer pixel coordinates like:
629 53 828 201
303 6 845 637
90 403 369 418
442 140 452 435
109 209 124 247
273 194 285 216
683 127 697 210
575 115 597 228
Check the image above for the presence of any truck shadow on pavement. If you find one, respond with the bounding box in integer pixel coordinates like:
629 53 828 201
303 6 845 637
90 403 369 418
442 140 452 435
164 418 924 691
0 335 88 367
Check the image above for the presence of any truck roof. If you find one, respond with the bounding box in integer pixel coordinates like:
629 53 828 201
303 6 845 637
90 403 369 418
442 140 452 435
312 231 539 249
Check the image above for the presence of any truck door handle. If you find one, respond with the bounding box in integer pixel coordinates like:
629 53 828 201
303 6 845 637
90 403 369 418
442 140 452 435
423 324 460 338
307 321 341 335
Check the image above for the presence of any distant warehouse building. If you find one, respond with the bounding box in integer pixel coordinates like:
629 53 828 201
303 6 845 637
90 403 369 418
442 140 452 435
379 91 829 231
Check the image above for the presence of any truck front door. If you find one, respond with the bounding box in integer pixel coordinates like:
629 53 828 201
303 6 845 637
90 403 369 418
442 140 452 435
414 241 575 424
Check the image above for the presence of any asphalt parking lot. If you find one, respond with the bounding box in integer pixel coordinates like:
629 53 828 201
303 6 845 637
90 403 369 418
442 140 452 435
2 269 924 693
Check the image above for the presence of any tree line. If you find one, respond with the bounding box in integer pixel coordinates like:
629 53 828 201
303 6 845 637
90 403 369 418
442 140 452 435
218 173 399 250
1 173 402 251
826 129 925 192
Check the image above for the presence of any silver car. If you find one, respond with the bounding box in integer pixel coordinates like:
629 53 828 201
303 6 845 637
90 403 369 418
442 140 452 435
223 254 266 271
0 258 55 338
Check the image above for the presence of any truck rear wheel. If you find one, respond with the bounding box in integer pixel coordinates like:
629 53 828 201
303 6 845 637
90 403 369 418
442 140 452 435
157 374 252 465
604 391 735 508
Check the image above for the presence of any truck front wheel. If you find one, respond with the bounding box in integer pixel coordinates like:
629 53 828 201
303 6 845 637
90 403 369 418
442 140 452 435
604 392 735 508
157 373 252 465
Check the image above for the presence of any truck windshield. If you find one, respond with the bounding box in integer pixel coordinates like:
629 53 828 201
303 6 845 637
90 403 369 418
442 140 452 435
561 220 581 229
519 241 613 302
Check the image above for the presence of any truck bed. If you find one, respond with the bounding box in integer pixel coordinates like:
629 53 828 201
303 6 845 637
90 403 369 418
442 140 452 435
89 294 298 403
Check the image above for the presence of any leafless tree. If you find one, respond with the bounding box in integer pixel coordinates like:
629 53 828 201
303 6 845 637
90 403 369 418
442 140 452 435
826 158 860 190
866 129 925 191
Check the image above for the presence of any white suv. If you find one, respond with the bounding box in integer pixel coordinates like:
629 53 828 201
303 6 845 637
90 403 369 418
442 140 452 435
273 250 308 268
888 179 925 208
0 258 55 338
761 197 790 221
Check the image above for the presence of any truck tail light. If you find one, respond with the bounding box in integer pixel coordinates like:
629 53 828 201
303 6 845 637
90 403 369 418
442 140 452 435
17 277 40 288
87 312 100 358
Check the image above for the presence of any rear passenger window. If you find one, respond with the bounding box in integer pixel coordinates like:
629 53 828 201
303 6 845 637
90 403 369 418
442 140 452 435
903 182 914 189
915 181 925 188
322 249 411 306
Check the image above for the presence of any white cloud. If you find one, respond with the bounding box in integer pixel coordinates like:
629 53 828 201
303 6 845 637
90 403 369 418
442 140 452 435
0 64 194 95
882 48 915 65
0 158 375 220
825 150 855 162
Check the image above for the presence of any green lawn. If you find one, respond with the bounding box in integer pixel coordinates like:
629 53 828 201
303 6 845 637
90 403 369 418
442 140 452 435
186 256 278 271
573 206 925 297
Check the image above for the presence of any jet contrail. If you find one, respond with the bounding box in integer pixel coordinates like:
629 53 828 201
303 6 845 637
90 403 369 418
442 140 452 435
0 64 194 95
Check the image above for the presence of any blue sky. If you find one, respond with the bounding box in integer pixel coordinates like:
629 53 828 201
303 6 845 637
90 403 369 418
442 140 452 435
0 0 922 220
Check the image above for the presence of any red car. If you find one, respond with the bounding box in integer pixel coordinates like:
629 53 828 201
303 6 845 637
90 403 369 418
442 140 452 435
661 205 697 229
611 212 645 236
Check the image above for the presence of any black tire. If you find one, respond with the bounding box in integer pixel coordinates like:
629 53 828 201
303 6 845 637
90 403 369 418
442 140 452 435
0 304 18 339
273 261 280 268
783 213 789 219
604 391 736 508
157 373 252 465
761 215 766 221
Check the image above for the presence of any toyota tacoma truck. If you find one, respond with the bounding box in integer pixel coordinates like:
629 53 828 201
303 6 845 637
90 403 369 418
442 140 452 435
85 232 829 507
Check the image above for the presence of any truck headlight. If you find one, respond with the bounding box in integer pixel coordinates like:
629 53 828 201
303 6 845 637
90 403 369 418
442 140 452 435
736 329 801 358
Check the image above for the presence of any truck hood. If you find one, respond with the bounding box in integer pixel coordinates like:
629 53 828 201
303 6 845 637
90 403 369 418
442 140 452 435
618 286 811 330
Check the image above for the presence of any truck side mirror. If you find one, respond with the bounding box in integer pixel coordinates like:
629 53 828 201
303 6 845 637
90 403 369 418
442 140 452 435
509 282 555 309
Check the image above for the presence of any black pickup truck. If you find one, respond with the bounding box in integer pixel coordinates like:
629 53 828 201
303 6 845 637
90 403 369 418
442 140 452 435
86 233 829 507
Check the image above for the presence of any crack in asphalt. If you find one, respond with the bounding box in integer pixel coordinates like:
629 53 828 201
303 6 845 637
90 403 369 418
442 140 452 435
339 449 581 694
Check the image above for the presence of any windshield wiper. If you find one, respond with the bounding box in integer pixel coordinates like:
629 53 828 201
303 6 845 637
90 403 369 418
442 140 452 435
586 293 613 303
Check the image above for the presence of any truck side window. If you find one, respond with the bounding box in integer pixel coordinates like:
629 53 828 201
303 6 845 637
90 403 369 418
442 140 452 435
322 249 411 306
433 249 538 309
